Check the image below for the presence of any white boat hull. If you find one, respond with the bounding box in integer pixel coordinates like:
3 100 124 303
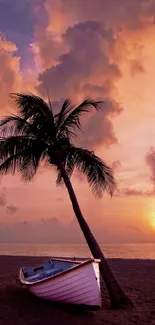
19 258 101 308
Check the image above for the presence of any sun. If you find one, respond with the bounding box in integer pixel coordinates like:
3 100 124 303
150 217 155 229
148 203 155 229
150 216 155 229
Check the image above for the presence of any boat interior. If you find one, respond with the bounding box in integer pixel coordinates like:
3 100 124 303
22 259 78 283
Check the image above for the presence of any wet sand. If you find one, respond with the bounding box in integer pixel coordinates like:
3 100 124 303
0 256 155 325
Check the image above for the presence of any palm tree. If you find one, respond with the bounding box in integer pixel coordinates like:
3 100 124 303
0 93 132 308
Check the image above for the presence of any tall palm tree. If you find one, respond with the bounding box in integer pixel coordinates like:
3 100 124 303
0 93 132 308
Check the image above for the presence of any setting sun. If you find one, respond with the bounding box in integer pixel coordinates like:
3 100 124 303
148 201 155 229
149 207 155 229
151 217 155 229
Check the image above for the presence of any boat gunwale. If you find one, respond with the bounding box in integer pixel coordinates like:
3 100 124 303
19 258 100 287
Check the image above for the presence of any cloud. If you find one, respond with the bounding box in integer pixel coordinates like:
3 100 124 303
0 217 109 243
0 187 7 207
0 187 20 214
30 0 70 71
130 59 145 76
0 216 151 244
6 204 18 215
32 25 67 71
111 160 121 172
0 0 36 71
31 0 155 151
56 197 64 202
126 225 141 232
38 21 120 98
33 0 155 85
37 21 122 149
78 101 122 148
115 148 155 197
50 0 155 31
0 193 6 206
122 188 148 197
0 217 84 243
146 148 155 186
0 34 21 113
115 187 155 197
23 220 31 226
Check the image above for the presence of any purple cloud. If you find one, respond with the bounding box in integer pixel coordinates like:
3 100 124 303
38 21 122 149
56 0 155 30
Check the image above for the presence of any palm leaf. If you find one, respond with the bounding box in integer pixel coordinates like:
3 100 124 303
57 145 115 197
0 136 34 161
0 114 35 137
10 93 56 138
58 99 103 138
55 99 73 130
0 154 22 175
56 149 75 186
0 135 47 181
19 147 47 181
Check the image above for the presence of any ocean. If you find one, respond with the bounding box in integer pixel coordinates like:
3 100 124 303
0 243 155 259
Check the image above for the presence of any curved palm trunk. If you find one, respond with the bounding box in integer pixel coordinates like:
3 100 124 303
58 163 132 309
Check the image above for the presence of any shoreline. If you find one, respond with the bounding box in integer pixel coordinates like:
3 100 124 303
0 256 155 324
1 254 155 260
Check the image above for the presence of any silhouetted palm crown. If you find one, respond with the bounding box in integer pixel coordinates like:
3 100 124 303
0 94 115 198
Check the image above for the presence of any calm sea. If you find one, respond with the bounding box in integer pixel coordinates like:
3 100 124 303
0 243 155 259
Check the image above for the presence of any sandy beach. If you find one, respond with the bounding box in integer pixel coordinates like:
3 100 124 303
0 256 155 325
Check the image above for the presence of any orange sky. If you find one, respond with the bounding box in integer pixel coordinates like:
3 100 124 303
0 0 155 243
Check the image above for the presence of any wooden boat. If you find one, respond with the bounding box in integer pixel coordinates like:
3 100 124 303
19 257 101 309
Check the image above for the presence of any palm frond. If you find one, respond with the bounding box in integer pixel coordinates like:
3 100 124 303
19 147 47 181
0 136 31 162
55 99 73 131
0 114 35 137
56 148 75 186
57 146 115 197
10 93 55 138
0 154 22 176
58 99 103 138
0 135 47 181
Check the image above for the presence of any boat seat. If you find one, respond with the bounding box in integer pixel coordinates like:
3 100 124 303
43 259 54 271
49 268 63 276
27 268 64 282
36 268 63 280
23 267 35 277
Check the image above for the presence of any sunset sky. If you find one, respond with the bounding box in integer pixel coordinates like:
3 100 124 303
0 0 155 243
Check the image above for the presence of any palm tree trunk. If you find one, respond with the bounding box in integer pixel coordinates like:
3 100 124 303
58 162 132 309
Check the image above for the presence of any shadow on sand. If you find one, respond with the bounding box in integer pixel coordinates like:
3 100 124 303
0 284 97 325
